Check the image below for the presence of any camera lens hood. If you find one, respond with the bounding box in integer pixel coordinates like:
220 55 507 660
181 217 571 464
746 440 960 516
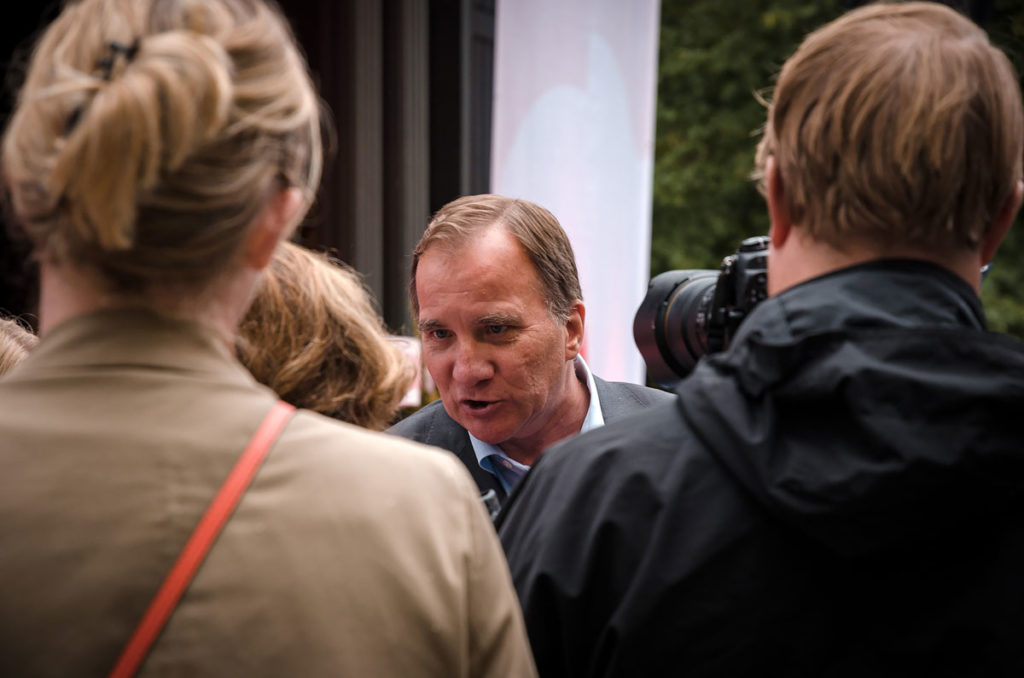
633 269 718 388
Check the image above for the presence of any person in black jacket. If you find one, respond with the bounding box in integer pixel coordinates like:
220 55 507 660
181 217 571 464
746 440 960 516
498 3 1024 676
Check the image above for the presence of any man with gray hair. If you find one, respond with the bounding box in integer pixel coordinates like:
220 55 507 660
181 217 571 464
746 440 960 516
388 194 670 513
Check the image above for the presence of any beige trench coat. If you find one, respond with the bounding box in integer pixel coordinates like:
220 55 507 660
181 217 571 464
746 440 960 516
0 309 536 677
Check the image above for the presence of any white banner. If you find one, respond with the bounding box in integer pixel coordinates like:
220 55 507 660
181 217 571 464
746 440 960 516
491 0 661 384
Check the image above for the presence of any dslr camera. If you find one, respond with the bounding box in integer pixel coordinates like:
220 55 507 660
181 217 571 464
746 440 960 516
633 236 769 388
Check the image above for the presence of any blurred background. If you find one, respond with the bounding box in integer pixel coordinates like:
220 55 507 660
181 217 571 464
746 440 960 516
2 0 1022 381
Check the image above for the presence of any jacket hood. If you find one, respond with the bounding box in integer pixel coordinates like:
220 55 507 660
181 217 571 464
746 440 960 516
679 260 1024 557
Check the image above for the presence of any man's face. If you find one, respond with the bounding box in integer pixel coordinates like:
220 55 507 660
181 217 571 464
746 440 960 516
416 227 582 454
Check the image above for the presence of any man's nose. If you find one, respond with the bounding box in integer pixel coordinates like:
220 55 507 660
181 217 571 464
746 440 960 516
452 341 495 384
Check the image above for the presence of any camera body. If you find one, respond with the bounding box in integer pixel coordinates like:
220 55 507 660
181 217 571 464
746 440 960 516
633 236 769 388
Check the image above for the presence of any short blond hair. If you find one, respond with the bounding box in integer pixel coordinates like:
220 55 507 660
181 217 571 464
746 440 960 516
2 0 322 294
754 2 1024 254
237 242 413 430
410 194 583 321
0 316 37 376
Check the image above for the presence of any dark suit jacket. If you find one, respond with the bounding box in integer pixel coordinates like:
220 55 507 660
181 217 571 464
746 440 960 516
386 376 672 504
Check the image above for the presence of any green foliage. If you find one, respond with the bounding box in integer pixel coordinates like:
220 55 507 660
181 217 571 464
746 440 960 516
652 0 842 274
653 0 1024 339
983 0 1024 338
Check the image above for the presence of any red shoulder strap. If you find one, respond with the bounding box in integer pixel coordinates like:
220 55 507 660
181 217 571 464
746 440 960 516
109 401 296 678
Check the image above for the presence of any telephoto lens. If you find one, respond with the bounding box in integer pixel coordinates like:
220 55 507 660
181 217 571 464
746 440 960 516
634 236 769 389
632 269 718 388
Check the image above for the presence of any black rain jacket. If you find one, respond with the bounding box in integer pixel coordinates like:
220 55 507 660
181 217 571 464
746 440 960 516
499 260 1024 678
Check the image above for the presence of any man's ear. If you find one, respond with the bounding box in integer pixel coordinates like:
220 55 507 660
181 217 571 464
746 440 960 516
981 179 1023 265
244 187 305 271
765 155 792 249
564 301 585 359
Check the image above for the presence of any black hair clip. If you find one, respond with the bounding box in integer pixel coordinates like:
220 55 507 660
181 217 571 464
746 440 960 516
70 38 142 134
64 105 84 135
110 40 140 60
96 39 140 81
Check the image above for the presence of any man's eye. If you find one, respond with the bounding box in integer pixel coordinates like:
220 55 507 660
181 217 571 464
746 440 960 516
486 325 508 335
430 329 452 340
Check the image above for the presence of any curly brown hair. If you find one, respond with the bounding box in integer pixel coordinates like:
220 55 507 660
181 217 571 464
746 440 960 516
237 242 413 430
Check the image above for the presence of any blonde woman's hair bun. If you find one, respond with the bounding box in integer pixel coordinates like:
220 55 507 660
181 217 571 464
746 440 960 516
2 0 323 295
51 31 235 253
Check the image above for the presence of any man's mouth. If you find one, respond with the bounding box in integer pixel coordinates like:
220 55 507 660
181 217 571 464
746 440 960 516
463 399 497 411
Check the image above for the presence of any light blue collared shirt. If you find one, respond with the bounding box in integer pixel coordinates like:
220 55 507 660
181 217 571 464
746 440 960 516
470 355 604 493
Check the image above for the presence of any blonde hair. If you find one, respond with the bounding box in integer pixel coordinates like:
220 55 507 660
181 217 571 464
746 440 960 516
2 0 322 294
237 242 414 430
410 194 583 321
0 316 38 376
754 2 1024 254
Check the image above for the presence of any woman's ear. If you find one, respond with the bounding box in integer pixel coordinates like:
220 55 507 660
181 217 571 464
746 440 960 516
245 187 305 271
